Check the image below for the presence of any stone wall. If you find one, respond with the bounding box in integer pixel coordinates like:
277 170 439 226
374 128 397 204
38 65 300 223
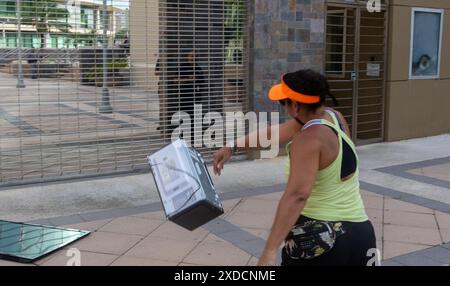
251 0 326 113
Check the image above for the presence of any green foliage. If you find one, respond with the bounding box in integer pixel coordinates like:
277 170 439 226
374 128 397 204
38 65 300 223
115 29 129 40
72 30 100 48
85 56 129 86
225 0 245 64
225 0 245 40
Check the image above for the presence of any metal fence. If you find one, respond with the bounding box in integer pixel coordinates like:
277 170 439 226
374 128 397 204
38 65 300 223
0 0 249 187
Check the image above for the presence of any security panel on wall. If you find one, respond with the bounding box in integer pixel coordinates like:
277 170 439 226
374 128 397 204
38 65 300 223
148 139 224 231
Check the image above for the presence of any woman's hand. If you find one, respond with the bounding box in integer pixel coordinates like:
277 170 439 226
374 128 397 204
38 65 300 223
257 248 278 266
213 147 232 176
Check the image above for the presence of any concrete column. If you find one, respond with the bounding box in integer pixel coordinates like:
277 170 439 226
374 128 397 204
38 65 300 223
129 0 159 91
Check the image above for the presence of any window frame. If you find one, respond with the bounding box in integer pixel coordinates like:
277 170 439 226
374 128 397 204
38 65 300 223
409 7 444 80
326 9 348 78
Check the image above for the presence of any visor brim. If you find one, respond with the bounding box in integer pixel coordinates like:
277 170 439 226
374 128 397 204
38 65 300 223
268 84 288 101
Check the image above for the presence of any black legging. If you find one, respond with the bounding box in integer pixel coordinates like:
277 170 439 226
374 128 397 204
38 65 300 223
281 217 377 266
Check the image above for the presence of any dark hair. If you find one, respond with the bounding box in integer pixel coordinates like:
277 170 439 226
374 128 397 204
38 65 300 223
282 69 338 112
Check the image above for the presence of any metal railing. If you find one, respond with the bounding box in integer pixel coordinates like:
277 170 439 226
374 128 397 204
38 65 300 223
0 0 249 186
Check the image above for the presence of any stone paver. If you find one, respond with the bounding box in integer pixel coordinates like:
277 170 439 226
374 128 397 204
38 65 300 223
440 229 450 243
130 211 166 221
183 234 251 266
68 231 143 256
2 192 450 266
360 190 384 198
221 198 243 218
253 192 283 201
383 225 442 246
414 163 450 182
423 172 450 182
246 256 259 266
383 241 430 260
149 221 209 242
392 254 442 266
373 223 383 240
384 244 450 266
124 236 199 262
178 263 203 266
384 210 438 229
0 260 35 266
407 164 450 188
435 211 450 230
382 260 404 266
99 216 163 236
64 219 113 232
384 198 434 214
408 168 424 176
111 256 177 266
376 240 383 259
3 144 450 266
362 196 384 210
366 208 383 224
226 210 274 229
39 251 118 266
236 198 279 214
420 246 450 265
1 187 449 267
242 227 271 240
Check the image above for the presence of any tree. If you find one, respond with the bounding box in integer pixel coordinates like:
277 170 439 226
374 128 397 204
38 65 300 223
73 29 99 48
225 0 245 64
115 29 129 41
20 0 70 48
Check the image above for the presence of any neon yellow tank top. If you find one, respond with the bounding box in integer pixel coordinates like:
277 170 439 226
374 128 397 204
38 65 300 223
285 112 368 222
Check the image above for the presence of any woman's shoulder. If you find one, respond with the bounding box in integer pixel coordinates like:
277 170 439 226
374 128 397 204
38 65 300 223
325 108 352 137
291 127 322 151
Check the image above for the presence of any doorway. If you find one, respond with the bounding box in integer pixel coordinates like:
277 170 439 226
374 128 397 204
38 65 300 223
325 1 388 143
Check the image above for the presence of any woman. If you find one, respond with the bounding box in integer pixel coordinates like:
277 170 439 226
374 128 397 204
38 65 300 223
213 69 376 266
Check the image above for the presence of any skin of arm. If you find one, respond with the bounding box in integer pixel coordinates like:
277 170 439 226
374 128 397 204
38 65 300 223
213 118 301 175
257 131 320 266
230 108 350 151
233 118 301 150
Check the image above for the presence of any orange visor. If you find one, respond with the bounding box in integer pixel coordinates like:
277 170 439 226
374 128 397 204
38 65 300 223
268 77 320 104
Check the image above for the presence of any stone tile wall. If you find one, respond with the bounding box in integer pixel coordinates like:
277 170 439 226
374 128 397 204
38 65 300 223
252 0 326 113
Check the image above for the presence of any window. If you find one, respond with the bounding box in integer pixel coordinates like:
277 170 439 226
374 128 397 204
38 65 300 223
0 1 15 17
6 32 16 47
50 35 68 49
23 34 34 48
51 35 58 48
80 6 94 29
410 8 444 79
0 34 5 48
326 10 347 77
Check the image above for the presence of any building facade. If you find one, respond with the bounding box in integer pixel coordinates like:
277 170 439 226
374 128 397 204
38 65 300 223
385 0 450 140
251 0 449 142
0 0 128 48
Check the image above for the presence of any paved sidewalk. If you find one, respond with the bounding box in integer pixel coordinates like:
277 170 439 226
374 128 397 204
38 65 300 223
1 188 449 266
1 134 450 266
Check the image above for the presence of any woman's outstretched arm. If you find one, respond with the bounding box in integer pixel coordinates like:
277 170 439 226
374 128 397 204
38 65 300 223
213 118 301 175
